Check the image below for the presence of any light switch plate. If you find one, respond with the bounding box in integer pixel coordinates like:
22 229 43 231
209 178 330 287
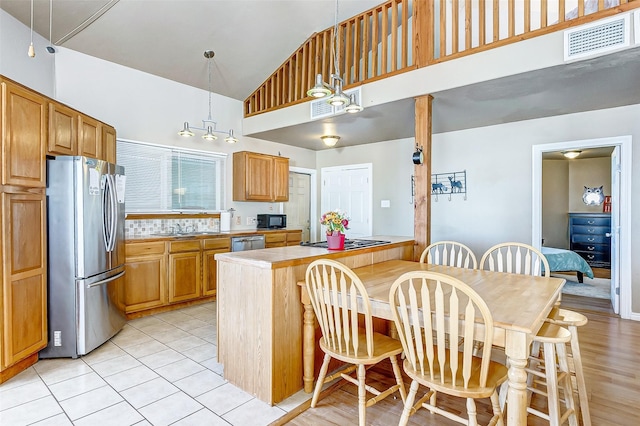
381 200 391 208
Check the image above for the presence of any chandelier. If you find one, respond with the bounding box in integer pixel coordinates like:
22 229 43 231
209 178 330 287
178 50 238 143
306 0 363 113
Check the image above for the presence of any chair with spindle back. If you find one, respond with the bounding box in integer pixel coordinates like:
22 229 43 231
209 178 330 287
389 270 507 426
420 240 478 269
479 242 550 277
304 259 406 426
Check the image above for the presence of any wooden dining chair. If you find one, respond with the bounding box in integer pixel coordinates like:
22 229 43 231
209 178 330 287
479 242 550 277
389 270 508 426
420 240 478 269
304 259 406 426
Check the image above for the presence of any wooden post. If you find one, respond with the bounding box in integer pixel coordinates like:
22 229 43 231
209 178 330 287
413 95 432 261
414 0 434 67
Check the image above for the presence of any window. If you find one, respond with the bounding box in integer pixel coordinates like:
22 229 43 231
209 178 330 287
117 139 226 213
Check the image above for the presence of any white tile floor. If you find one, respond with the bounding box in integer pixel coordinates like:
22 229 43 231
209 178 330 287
0 302 311 426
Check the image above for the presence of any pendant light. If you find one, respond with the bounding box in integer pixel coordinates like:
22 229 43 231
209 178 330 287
28 0 35 58
178 50 238 143
307 0 363 112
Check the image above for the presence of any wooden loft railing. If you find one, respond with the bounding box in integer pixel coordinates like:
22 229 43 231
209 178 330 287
244 0 639 117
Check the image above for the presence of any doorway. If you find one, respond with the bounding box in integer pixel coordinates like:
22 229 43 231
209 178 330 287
284 167 317 242
320 163 373 239
532 136 632 319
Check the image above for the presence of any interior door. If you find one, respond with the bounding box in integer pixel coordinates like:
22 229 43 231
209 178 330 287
284 172 311 242
610 146 621 314
321 164 372 239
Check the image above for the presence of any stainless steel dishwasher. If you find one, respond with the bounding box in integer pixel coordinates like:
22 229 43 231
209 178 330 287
231 235 265 251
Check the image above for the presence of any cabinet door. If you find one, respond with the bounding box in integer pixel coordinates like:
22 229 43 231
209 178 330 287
286 231 302 246
203 249 227 297
246 153 273 201
168 251 201 303
78 114 101 159
272 157 289 202
102 125 117 164
1 192 47 368
124 254 167 313
48 102 77 155
1 81 46 187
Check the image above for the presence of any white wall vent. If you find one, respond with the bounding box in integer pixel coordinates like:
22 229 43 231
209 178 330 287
310 87 362 119
564 14 630 61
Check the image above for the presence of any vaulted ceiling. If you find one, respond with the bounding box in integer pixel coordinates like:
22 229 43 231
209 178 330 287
3 1 640 151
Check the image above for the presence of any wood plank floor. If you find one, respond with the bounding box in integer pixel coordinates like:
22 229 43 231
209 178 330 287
278 294 640 426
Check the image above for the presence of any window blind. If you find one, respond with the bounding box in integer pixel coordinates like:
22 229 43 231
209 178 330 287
117 140 226 213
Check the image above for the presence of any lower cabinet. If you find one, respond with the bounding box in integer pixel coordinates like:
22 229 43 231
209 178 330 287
124 241 167 313
124 236 230 315
168 240 202 303
0 191 47 377
265 230 303 248
203 238 231 297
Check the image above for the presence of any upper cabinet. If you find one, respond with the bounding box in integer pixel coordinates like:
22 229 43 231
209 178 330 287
78 114 101 159
233 151 289 202
0 79 47 188
101 125 117 164
48 102 77 156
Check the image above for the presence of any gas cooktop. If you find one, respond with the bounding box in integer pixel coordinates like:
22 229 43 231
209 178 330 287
299 239 391 250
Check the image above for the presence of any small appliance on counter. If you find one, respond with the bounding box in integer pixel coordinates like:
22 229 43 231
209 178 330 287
257 213 286 229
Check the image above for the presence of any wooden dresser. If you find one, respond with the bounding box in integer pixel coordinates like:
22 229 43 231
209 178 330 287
568 213 611 269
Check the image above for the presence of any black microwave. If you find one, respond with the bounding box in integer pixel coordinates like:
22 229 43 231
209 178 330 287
257 214 286 229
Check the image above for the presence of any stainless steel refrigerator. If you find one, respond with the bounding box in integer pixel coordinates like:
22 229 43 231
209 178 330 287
40 156 127 358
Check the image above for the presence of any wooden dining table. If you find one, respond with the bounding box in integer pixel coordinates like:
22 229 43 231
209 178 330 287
299 259 565 426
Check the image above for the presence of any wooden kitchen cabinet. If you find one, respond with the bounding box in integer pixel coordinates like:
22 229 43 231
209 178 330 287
233 151 289 202
0 191 47 372
265 232 287 248
202 237 231 297
102 124 117 164
48 102 77 156
124 241 167 313
286 230 302 246
1 79 47 188
168 240 202 303
78 113 102 159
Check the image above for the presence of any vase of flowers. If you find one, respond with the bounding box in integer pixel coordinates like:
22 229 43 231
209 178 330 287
320 210 349 250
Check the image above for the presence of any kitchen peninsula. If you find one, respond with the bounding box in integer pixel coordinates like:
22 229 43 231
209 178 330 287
215 236 414 405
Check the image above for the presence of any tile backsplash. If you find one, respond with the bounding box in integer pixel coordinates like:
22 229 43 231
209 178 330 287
125 218 219 238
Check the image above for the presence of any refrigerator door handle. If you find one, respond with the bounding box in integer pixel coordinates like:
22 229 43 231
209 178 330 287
102 174 111 251
86 271 125 288
109 175 118 251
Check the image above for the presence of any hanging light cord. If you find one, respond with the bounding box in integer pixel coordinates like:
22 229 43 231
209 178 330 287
207 56 213 121
332 0 341 80
30 0 34 44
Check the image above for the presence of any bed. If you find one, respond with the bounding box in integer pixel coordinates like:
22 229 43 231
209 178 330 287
541 247 594 283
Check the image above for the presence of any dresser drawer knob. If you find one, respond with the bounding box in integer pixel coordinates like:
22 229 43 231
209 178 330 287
587 246 595 251
587 237 595 242
587 220 595 224
587 254 595 259
587 229 595 233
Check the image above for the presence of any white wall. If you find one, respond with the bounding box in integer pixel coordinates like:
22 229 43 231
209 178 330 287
431 103 640 313
316 138 415 238
52 48 316 231
542 159 570 248
0 9 55 96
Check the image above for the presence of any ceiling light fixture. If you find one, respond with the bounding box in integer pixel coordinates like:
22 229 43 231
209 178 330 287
28 0 35 58
178 50 238 144
563 150 582 159
321 135 340 147
306 0 363 112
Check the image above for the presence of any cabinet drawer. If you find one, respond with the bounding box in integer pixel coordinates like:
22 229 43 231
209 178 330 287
126 241 165 257
286 232 302 245
570 216 611 227
575 250 610 264
203 238 231 250
571 225 608 235
571 242 609 253
169 240 201 253
571 233 608 244
265 233 286 244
